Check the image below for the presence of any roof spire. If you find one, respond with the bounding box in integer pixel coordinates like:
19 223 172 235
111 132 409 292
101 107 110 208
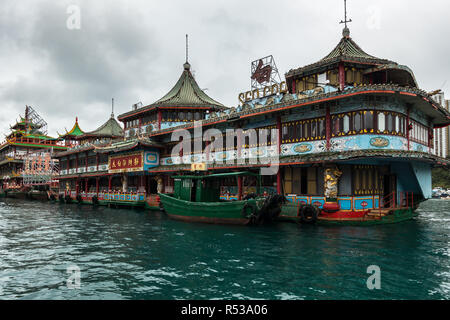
184 34 191 70
111 98 114 118
339 0 352 38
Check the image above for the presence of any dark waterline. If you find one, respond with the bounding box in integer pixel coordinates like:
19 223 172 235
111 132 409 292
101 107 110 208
0 198 449 300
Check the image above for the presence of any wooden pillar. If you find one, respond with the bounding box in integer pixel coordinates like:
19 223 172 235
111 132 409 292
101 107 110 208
75 154 79 173
75 179 79 196
237 176 243 201
85 178 88 193
85 151 88 171
108 175 112 191
338 62 345 91
291 79 296 94
326 105 331 150
96 177 99 196
96 153 99 171
66 156 70 171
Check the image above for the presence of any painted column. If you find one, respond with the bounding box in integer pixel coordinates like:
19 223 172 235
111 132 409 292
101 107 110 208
96 177 99 197
85 178 88 193
66 156 70 172
237 127 242 159
157 109 162 131
277 116 282 195
407 108 411 151
108 175 112 192
237 176 243 201
205 140 211 161
122 173 127 193
291 79 296 94
76 179 79 197
96 153 99 171
76 154 79 174
85 151 88 171
326 106 331 150
338 62 345 91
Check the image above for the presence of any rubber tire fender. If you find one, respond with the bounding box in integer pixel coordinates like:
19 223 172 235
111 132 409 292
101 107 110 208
300 204 319 224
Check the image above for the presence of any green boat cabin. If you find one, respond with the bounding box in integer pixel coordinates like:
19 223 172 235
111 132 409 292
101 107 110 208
172 171 262 202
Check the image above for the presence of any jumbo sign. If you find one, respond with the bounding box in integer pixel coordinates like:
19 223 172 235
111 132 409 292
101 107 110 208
238 81 288 104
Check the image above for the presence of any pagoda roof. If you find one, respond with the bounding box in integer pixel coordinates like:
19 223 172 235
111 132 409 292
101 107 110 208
77 115 124 139
286 28 394 79
118 62 227 120
59 117 84 138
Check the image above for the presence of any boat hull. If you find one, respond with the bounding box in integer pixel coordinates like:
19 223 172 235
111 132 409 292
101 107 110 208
279 203 418 226
159 193 254 225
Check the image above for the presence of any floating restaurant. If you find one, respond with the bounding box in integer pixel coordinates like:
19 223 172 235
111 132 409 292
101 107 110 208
3 8 450 225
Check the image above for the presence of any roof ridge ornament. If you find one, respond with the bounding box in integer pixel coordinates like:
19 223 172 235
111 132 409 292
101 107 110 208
339 0 352 38
184 34 191 70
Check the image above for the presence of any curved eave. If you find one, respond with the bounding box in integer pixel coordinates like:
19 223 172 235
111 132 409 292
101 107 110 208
118 104 227 121
285 55 394 80
363 64 418 88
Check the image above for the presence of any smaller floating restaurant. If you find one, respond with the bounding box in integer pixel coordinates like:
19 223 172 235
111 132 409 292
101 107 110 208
3 23 450 224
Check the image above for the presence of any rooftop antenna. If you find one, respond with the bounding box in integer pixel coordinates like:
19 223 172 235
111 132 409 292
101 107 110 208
339 0 352 37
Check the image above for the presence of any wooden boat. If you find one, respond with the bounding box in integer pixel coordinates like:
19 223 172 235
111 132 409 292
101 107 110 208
159 171 266 225
279 193 419 226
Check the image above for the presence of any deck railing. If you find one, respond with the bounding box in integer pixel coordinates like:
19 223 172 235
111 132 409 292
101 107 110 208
380 191 414 209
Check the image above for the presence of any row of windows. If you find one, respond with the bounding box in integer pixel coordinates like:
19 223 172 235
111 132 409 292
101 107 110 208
124 111 206 129
353 165 383 196
332 111 408 137
282 118 326 143
410 120 430 146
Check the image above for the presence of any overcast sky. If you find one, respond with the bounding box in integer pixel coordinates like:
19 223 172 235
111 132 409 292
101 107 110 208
1 0 449 138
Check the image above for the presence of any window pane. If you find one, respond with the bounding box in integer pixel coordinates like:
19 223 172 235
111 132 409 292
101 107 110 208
343 115 350 133
378 112 385 131
354 113 362 132
364 111 374 130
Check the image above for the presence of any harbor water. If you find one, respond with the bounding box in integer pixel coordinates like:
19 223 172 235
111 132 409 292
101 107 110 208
1 198 450 300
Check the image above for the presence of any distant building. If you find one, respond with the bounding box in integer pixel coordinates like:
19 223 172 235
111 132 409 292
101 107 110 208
431 92 450 158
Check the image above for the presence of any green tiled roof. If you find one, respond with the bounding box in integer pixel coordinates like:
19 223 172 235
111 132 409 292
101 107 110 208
78 116 124 139
285 29 393 78
60 117 84 138
321 35 379 61
152 62 225 109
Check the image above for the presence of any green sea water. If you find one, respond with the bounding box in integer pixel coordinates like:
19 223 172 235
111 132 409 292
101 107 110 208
0 198 449 300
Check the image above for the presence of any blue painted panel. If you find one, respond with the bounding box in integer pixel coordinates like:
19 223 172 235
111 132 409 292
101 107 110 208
354 198 373 210
143 150 160 169
338 199 352 210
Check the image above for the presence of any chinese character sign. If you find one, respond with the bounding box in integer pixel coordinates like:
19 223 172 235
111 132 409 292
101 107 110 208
108 153 143 173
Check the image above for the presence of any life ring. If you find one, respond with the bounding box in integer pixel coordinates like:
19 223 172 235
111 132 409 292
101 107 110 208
300 205 319 224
